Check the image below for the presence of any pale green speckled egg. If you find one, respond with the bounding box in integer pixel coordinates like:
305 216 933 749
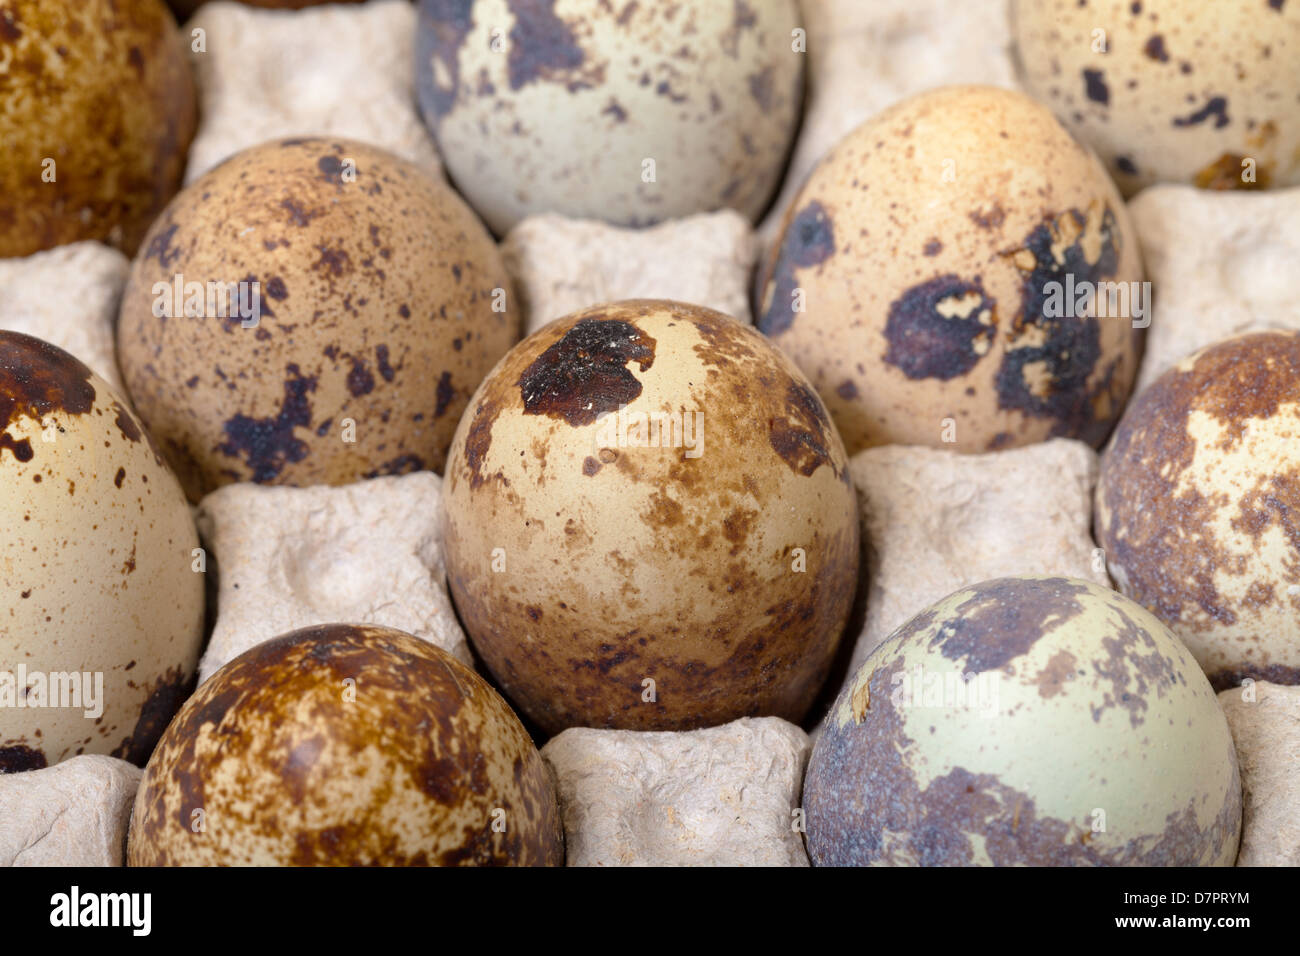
805 576 1241 866
415 0 804 234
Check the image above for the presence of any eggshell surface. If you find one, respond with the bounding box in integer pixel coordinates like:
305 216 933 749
756 85 1146 456
127 623 564 866
442 299 859 735
0 332 204 773
1096 330 1300 690
116 137 519 502
0 0 196 258
1013 0 1300 195
805 576 1242 866
415 0 805 234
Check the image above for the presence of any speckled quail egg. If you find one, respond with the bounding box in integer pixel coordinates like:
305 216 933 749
126 623 565 866
1013 0 1300 195
1097 330 1300 691
755 85 1146 456
441 299 859 735
0 0 196 258
116 137 520 503
806 576 1241 866
0 332 204 773
415 0 805 235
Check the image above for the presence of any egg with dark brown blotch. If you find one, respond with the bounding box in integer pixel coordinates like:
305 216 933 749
0 0 196 258
415 0 805 235
756 85 1146 456
806 576 1241 866
1013 0 1300 195
115 137 520 502
441 299 860 735
127 623 564 866
1097 330 1300 691
0 332 204 774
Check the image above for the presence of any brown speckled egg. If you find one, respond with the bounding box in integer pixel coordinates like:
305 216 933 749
441 300 859 735
0 332 204 774
126 623 565 866
115 137 520 503
1097 330 1300 691
1013 0 1300 195
415 0 805 235
755 85 1146 456
806 576 1241 866
0 0 196 258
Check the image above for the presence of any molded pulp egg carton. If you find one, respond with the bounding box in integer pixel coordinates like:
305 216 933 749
1 0 1298 867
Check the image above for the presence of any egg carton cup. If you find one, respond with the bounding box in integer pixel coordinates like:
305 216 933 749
1129 184 1300 393
542 717 812 867
194 471 471 685
1217 682 1300 867
181 0 442 185
842 438 1110 686
0 756 140 867
503 211 760 334
0 241 129 394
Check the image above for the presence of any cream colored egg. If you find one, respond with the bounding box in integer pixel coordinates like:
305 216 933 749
442 300 859 735
0 333 204 773
116 137 519 503
415 0 804 234
756 85 1146 455
806 576 1241 866
1097 330 1300 689
1013 0 1300 194
127 624 564 866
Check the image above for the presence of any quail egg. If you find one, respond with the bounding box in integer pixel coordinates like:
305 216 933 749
1096 330 1300 690
805 576 1241 866
442 299 859 735
127 623 565 866
756 85 1146 455
1013 0 1300 194
0 332 204 773
416 0 805 234
0 0 196 258
116 137 519 502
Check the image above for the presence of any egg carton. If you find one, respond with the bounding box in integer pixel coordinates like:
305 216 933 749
3 0 1300 867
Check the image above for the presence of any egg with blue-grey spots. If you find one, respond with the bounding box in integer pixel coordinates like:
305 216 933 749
415 0 805 235
805 576 1241 866
116 137 519 502
756 85 1146 456
1013 0 1300 195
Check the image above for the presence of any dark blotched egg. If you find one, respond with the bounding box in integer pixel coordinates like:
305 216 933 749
127 623 564 866
442 299 859 735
